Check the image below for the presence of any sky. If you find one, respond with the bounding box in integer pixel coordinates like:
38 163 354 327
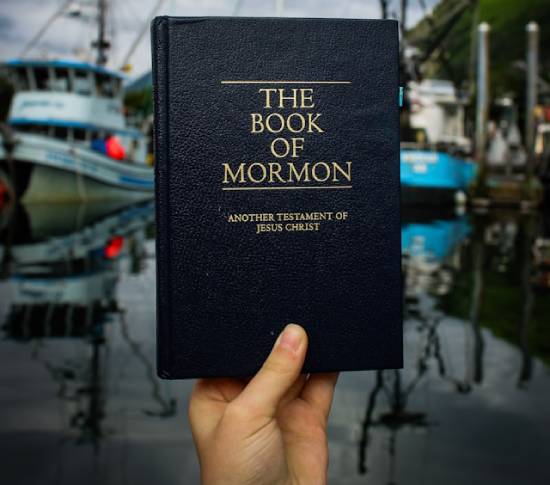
0 0 440 79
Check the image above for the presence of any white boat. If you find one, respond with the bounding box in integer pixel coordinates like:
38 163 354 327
407 78 472 154
401 79 476 204
0 58 153 202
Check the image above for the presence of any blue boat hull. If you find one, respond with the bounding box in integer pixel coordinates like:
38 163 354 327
402 217 471 263
400 149 476 204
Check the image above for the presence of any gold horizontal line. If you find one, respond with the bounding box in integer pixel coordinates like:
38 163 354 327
221 185 353 191
220 80 351 85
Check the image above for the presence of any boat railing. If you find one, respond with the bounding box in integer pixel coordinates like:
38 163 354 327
4 61 123 99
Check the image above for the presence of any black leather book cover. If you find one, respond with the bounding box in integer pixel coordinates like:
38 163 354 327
152 16 402 378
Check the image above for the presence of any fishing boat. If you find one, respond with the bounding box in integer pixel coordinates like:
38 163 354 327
0 2 154 203
401 79 477 205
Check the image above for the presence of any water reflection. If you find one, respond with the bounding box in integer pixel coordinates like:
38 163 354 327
349 208 550 484
357 211 471 481
0 201 158 451
0 203 549 484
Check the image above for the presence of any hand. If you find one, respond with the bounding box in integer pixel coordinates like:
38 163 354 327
189 324 339 485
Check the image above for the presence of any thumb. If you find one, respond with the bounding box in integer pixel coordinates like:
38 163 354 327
234 324 307 418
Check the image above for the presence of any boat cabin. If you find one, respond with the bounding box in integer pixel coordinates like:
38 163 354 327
407 79 471 156
2 59 149 164
4 59 124 98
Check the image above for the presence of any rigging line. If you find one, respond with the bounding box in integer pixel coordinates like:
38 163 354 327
417 0 471 65
417 0 435 28
70 7 91 60
113 0 140 66
20 0 73 58
119 0 168 69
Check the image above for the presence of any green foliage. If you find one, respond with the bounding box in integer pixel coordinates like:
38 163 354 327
124 86 153 118
409 0 550 98
442 256 550 366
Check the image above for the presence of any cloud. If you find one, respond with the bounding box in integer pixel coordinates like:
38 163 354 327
0 0 440 78
0 16 17 41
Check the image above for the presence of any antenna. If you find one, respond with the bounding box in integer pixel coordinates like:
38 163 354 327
92 0 110 66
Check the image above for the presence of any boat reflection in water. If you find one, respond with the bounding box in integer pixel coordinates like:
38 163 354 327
347 209 550 484
0 203 549 485
0 200 176 457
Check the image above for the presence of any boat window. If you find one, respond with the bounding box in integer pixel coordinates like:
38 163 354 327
51 67 70 92
73 127 86 141
96 72 115 98
13 124 28 133
34 66 50 90
11 67 29 90
26 124 49 136
53 126 68 140
113 78 122 96
74 69 93 95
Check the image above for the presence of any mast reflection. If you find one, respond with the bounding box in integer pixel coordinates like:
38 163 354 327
358 208 549 483
0 200 174 451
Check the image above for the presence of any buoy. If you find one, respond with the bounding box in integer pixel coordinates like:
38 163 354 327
104 235 124 259
105 136 126 160
91 136 126 160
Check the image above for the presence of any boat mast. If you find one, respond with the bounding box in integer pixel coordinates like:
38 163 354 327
379 0 388 19
400 0 408 39
93 0 110 66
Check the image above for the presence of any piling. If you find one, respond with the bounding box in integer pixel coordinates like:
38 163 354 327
472 23 490 201
525 22 539 180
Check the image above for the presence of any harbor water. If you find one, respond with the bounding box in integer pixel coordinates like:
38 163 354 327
0 201 549 484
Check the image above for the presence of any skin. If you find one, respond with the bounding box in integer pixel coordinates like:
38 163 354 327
189 324 339 485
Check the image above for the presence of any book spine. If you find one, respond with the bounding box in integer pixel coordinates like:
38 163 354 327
151 16 172 378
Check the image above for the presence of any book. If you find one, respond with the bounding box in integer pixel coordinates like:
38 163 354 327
152 16 402 378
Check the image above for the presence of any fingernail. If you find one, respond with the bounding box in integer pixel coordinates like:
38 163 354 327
278 324 303 353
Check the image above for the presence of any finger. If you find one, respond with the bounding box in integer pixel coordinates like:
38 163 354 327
300 372 339 422
233 324 308 419
278 373 308 409
188 378 247 443
191 378 247 404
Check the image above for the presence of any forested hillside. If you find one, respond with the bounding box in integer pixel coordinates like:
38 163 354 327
408 0 550 98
